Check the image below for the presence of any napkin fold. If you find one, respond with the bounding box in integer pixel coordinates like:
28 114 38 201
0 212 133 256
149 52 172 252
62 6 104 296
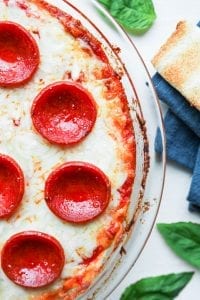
153 73 200 137
155 109 199 171
153 74 200 212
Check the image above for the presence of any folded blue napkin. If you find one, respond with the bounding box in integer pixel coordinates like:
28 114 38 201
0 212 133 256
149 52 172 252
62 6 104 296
153 73 200 137
153 73 200 212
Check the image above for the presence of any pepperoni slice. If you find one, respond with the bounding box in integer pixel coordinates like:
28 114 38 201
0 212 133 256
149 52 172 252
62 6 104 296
1 231 65 288
31 82 97 145
0 21 39 87
0 154 24 218
45 162 111 223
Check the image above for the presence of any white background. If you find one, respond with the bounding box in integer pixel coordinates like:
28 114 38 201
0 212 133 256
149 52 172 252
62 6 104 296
110 1 200 300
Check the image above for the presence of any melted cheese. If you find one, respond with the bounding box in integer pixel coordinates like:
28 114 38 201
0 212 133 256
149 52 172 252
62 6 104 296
0 1 135 299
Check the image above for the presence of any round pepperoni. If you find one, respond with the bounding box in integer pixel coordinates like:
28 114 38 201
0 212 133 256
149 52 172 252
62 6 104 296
45 162 111 223
0 154 24 218
31 81 97 145
0 21 39 87
1 231 65 288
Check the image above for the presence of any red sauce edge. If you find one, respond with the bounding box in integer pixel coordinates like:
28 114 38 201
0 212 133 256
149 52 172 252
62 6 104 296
30 0 108 63
81 245 104 265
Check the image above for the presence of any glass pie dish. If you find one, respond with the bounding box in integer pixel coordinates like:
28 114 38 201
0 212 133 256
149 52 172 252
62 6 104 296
53 0 166 299
0 0 165 299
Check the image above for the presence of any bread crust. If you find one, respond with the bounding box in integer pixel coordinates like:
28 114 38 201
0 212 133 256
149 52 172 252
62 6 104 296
152 21 200 111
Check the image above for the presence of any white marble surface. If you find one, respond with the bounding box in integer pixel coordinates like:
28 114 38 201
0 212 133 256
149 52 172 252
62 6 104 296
111 1 200 300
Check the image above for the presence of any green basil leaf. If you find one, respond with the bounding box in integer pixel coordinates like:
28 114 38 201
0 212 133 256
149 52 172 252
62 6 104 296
120 272 194 300
157 222 200 268
97 0 112 9
109 0 156 34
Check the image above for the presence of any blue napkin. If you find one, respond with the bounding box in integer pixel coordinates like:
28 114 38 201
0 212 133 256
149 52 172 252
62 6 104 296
153 73 200 137
188 146 200 212
153 74 200 212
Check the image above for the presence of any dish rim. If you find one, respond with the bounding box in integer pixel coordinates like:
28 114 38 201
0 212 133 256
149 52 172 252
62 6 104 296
62 0 166 297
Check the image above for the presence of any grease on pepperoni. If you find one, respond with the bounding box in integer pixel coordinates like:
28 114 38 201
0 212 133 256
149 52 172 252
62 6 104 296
45 162 111 223
0 21 39 87
31 81 97 145
0 154 24 218
1 231 65 288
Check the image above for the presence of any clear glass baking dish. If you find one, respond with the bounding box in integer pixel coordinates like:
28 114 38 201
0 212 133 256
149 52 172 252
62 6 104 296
47 0 166 298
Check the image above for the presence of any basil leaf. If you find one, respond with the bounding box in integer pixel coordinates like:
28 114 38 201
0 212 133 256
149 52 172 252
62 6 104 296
108 0 156 34
120 272 194 300
157 222 200 268
97 0 112 9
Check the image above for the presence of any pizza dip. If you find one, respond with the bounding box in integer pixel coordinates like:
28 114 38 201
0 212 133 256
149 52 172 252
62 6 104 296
0 0 136 299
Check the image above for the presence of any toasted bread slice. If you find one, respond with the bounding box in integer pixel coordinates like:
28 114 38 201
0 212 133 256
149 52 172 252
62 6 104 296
152 21 200 111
